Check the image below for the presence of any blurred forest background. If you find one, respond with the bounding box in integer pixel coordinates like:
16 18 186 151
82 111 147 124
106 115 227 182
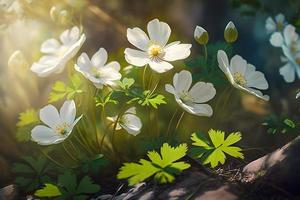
1 0 300 188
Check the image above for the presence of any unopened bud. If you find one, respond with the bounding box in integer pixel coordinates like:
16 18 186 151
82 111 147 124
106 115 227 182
194 26 209 45
50 6 59 22
224 21 238 43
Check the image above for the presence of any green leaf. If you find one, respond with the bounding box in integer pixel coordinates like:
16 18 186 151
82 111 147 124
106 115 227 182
16 109 40 142
16 109 39 127
133 90 167 109
58 171 77 193
191 129 244 168
118 143 190 185
76 176 100 194
49 74 83 103
34 183 61 197
118 77 135 90
95 91 118 107
57 171 100 199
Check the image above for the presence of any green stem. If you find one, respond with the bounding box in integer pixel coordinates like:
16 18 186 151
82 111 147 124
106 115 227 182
40 148 65 168
63 143 79 164
73 133 94 156
142 65 148 89
203 44 208 62
175 112 185 131
166 108 178 137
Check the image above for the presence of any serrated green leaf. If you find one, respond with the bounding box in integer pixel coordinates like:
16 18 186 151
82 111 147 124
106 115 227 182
16 109 39 127
118 77 135 90
118 143 190 185
191 129 244 168
49 74 83 103
34 183 61 197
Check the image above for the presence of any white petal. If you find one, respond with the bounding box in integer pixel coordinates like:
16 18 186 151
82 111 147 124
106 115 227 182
70 115 82 130
177 99 213 117
60 34 86 65
279 62 295 83
39 104 61 129
165 84 175 95
265 17 276 33
163 42 192 61
75 52 93 75
124 107 137 115
230 55 247 75
173 70 192 93
270 32 284 47
60 100 76 125
147 19 171 46
124 48 149 67
246 70 268 90
189 82 216 103
31 56 60 77
60 26 80 45
148 60 174 73
31 125 62 145
91 48 108 67
127 27 150 51
244 87 270 101
275 13 285 23
217 50 229 74
283 25 298 46
40 39 61 54
121 114 142 136
105 61 121 71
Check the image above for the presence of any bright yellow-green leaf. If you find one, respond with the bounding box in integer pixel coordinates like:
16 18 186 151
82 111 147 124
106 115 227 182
191 129 244 168
34 183 61 197
16 109 39 127
117 143 190 186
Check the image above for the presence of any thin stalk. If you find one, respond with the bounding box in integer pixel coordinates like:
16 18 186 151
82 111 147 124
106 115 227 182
40 148 65 168
203 44 208 62
142 65 148 89
175 112 185 131
63 143 79 164
166 108 178 137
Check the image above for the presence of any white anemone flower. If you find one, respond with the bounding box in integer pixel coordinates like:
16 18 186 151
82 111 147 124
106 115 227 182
265 13 286 34
75 48 122 88
217 50 269 101
124 19 192 73
165 70 216 117
31 26 86 77
270 25 300 82
31 100 82 145
107 107 142 136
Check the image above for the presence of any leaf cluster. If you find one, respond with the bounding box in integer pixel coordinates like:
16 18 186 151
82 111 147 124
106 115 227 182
190 129 244 168
262 114 300 134
16 109 40 142
117 143 190 186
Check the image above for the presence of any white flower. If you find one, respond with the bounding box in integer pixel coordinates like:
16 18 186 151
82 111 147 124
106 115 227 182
75 48 122 88
124 19 192 73
31 100 82 145
217 50 269 101
31 26 86 77
165 70 216 116
107 107 142 136
270 25 300 82
265 13 286 34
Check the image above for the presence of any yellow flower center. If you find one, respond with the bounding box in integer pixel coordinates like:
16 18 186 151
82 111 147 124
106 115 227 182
148 44 163 58
91 67 102 78
277 21 283 31
55 123 70 135
180 91 193 103
233 72 246 86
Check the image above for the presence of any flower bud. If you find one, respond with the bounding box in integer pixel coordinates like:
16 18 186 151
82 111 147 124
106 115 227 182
59 10 71 25
194 26 209 45
50 6 59 22
224 21 238 43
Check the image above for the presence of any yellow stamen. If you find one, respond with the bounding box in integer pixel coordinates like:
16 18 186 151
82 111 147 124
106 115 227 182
148 44 163 58
55 123 70 135
233 72 246 86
